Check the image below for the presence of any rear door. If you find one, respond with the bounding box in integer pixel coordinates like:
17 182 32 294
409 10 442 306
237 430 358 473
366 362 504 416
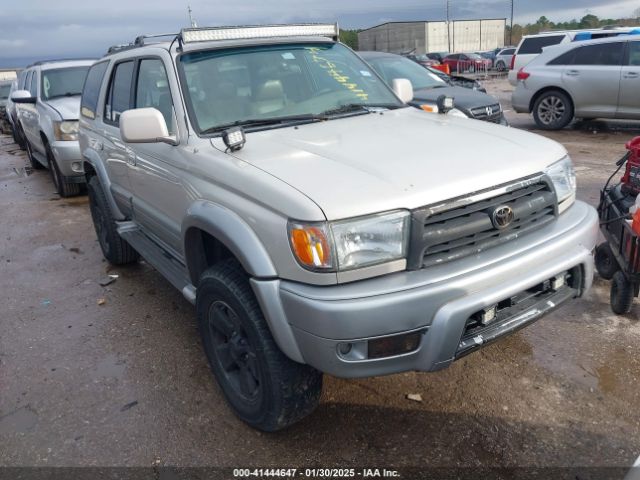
560 42 624 118
618 40 640 118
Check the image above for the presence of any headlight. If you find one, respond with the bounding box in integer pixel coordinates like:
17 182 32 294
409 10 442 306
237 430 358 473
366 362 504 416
289 210 410 272
545 156 576 208
446 108 469 118
53 120 79 141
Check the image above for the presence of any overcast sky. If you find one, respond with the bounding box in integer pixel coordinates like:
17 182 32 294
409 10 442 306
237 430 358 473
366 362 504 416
1 0 637 67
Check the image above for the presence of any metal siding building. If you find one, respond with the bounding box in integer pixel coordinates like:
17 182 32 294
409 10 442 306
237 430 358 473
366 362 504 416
358 19 506 53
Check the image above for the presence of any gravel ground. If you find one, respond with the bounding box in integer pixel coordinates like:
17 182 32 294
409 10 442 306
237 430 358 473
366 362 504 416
1 79 640 476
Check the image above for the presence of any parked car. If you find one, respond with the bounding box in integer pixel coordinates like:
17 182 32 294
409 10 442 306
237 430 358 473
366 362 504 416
426 52 447 63
0 80 12 134
476 50 496 67
442 53 492 73
495 47 516 71
360 52 506 124
512 35 640 130
12 59 94 195
79 23 597 431
6 71 27 148
405 53 440 67
508 26 640 85
425 66 487 92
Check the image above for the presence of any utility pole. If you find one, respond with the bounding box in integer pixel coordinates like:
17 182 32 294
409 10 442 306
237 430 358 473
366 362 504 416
446 0 451 52
509 0 514 45
188 5 198 28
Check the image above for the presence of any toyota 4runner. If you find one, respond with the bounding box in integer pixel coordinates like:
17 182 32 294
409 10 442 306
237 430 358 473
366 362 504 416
79 24 598 431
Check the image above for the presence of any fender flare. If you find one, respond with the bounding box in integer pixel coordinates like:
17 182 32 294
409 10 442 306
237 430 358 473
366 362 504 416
82 148 126 220
182 200 278 284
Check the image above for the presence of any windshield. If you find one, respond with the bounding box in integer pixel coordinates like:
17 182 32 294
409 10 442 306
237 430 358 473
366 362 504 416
41 66 90 101
179 43 402 134
0 84 11 100
366 56 446 91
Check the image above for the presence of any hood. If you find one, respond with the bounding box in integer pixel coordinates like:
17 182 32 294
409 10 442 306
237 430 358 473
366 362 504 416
412 86 499 112
45 96 81 120
227 107 567 220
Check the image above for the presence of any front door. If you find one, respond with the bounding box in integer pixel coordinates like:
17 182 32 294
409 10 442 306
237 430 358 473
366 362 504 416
618 40 640 119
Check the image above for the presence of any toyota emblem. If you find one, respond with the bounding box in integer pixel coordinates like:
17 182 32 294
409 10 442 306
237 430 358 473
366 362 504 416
492 205 514 229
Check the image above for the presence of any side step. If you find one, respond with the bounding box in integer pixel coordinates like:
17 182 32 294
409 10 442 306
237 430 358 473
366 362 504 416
117 222 197 304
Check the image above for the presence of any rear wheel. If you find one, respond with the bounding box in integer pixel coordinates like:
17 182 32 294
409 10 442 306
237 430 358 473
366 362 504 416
197 259 323 431
496 61 506 72
610 271 634 315
533 90 573 130
595 243 619 280
87 176 139 265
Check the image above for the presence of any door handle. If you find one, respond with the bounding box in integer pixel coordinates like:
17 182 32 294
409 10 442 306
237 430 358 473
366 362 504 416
624 72 639 79
565 70 580 76
124 147 136 166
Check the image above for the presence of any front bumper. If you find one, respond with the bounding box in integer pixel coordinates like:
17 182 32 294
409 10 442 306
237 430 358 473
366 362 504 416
252 201 598 378
50 140 84 180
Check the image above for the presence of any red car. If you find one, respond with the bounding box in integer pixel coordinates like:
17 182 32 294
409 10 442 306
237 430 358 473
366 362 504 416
442 53 492 73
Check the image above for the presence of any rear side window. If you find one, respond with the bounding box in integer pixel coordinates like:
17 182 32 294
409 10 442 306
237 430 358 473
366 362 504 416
502 48 515 55
518 35 565 54
572 43 624 66
628 42 640 66
105 61 134 125
548 49 577 66
81 61 109 119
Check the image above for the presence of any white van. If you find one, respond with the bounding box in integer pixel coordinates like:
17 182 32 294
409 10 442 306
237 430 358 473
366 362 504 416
508 26 640 85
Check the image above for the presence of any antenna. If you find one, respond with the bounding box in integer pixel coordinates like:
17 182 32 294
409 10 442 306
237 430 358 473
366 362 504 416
188 5 198 28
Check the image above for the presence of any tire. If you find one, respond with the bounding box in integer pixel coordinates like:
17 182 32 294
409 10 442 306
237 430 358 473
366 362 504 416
16 123 28 151
496 61 506 72
196 259 323 431
595 243 619 280
533 90 574 130
46 143 81 197
87 176 139 265
25 139 44 170
610 271 634 315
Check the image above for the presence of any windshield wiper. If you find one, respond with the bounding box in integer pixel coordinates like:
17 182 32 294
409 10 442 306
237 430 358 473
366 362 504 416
46 92 81 100
318 103 403 118
201 114 322 135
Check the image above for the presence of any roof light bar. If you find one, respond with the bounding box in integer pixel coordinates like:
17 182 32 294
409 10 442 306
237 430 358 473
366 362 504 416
181 23 339 43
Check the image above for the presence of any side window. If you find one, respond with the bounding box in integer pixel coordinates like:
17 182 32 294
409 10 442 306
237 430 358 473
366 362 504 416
518 35 565 55
29 72 38 97
18 71 27 90
548 49 577 66
573 42 624 66
134 59 175 134
105 61 134 125
504 49 515 55
628 42 640 66
22 71 31 91
81 61 109 119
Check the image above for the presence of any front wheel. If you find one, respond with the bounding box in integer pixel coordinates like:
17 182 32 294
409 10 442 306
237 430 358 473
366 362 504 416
46 144 80 197
533 90 574 130
196 259 323 431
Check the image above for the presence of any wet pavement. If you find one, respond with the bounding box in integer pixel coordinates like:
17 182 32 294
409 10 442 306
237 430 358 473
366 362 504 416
1 83 640 471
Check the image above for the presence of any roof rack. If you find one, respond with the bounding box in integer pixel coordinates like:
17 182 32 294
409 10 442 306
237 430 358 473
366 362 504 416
105 33 178 56
26 58 96 68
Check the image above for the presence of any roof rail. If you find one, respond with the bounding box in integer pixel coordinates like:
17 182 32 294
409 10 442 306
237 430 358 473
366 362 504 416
25 58 96 68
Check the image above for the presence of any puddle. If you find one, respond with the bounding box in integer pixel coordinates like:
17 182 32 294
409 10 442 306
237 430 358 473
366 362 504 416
0 405 38 434
91 354 126 380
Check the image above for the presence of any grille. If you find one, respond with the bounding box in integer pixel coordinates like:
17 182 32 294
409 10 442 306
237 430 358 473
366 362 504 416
407 177 557 269
469 103 502 123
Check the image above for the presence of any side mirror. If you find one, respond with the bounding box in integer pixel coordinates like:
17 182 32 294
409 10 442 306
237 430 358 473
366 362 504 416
11 90 36 104
392 78 414 103
120 108 177 146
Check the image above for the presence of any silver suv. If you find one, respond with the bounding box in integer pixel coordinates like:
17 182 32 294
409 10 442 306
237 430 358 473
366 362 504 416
512 35 640 130
12 59 94 196
79 24 598 431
